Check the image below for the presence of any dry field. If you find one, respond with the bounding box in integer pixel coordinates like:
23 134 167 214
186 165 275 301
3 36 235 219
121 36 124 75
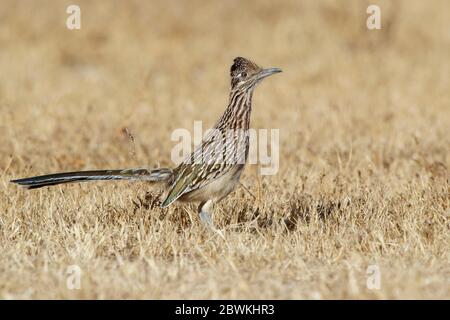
0 0 449 299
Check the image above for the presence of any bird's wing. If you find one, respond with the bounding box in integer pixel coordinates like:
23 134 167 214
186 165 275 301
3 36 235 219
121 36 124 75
160 163 229 208
160 128 249 208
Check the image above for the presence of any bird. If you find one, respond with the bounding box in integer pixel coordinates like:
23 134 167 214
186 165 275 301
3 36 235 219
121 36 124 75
11 57 282 225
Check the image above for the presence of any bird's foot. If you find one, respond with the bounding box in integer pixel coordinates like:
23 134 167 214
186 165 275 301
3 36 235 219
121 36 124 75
199 210 225 239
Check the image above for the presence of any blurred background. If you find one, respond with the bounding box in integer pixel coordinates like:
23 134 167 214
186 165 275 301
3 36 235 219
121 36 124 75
1 0 448 173
0 0 449 299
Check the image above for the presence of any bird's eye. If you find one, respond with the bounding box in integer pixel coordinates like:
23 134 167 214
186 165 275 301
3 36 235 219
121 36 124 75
241 72 247 78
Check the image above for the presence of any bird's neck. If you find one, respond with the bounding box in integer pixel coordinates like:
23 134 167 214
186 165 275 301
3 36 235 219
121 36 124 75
216 88 254 131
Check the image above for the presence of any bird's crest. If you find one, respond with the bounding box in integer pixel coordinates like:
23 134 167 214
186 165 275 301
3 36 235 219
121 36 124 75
230 57 261 78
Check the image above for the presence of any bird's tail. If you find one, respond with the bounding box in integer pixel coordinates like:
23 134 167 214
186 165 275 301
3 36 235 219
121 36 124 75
10 168 173 190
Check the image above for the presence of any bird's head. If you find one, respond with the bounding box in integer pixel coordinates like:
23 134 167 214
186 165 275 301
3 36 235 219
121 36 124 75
230 57 282 90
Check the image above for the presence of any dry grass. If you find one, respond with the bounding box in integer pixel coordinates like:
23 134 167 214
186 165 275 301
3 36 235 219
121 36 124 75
0 0 449 299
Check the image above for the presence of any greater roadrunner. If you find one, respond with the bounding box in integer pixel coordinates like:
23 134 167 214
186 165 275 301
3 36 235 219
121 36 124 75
11 57 281 224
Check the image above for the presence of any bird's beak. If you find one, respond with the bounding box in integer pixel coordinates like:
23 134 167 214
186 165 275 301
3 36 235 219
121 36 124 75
257 67 282 80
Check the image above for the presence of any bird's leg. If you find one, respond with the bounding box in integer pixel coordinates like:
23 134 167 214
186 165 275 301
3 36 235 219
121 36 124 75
198 200 226 240
198 200 214 227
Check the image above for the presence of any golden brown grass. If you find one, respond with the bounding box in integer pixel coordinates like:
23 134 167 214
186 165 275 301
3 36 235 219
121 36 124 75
0 0 449 299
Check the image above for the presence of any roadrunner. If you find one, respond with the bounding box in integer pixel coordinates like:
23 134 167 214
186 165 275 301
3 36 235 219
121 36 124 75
11 57 281 224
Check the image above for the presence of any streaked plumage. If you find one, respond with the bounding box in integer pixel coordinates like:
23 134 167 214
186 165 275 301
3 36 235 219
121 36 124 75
11 57 281 224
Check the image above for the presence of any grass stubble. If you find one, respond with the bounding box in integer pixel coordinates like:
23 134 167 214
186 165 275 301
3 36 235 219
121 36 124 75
0 0 448 299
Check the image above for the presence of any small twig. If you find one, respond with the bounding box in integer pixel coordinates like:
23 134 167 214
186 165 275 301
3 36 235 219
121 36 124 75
239 182 256 200
124 127 137 162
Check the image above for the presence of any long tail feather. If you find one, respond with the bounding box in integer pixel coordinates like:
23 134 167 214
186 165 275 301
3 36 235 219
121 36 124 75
11 168 172 189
